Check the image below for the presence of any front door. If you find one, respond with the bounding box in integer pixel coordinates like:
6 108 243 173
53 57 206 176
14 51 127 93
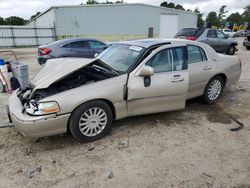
127 46 189 116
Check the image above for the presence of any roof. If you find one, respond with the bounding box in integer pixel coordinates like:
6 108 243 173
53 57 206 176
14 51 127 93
118 38 192 48
28 3 198 24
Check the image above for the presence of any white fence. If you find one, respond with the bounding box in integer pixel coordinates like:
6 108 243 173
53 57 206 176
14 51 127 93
0 26 56 47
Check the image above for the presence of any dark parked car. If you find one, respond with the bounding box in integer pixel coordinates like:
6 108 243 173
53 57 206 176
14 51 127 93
243 33 250 50
38 38 108 65
174 28 238 55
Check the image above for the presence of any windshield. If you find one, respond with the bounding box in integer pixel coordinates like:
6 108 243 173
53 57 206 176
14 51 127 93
97 44 145 73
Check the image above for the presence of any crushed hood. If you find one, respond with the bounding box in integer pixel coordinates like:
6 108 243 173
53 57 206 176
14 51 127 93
31 58 94 89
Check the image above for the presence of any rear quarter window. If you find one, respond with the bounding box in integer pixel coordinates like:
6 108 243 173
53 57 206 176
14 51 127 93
187 45 207 64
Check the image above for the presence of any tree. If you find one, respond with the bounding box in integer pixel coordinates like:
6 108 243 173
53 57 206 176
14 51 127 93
0 17 5 25
206 11 219 27
160 1 185 10
218 5 228 22
161 2 175 9
194 8 204 28
242 5 250 23
4 16 27 25
86 0 99 4
175 4 185 10
226 12 242 23
30 12 41 20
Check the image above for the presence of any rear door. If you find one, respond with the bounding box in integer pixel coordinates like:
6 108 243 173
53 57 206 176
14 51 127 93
71 40 94 58
127 46 189 116
216 30 229 53
201 29 220 52
186 45 212 99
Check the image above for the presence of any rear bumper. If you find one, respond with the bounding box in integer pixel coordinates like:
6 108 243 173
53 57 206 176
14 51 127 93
9 91 69 138
243 41 250 47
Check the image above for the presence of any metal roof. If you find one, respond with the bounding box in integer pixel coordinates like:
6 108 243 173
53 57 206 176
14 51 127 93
28 3 198 24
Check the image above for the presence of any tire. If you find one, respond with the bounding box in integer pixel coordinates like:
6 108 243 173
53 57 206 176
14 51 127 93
246 46 250 50
69 100 113 142
202 76 224 104
226 45 236 55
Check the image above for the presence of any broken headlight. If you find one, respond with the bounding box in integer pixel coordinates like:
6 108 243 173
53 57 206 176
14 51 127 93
25 100 60 116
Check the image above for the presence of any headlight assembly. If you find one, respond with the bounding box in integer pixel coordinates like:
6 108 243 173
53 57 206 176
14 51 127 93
26 100 60 116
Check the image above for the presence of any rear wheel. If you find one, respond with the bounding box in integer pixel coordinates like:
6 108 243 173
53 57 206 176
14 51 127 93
69 100 113 142
202 76 224 104
246 46 250 50
226 45 236 55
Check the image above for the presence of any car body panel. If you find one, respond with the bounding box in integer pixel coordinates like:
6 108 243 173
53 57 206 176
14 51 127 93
9 39 242 138
9 90 69 137
127 44 189 116
32 58 94 89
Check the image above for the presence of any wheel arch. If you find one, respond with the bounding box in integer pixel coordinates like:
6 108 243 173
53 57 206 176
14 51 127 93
206 73 227 89
67 98 116 132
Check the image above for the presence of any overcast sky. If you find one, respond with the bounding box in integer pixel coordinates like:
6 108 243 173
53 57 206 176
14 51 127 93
0 0 249 19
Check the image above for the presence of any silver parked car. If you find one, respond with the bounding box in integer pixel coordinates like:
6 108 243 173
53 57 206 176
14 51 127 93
8 39 242 141
175 28 238 55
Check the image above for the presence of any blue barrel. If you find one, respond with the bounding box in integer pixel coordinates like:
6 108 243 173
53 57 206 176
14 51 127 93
0 58 4 65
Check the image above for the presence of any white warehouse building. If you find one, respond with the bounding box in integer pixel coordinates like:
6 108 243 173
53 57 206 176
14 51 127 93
28 3 198 41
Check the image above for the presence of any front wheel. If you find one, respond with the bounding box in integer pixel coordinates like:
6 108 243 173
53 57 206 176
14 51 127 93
246 46 250 50
202 76 224 104
69 100 113 142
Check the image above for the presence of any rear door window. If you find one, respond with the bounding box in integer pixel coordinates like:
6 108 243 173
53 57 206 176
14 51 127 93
207 30 217 38
187 45 207 64
217 31 226 39
88 41 106 49
63 41 89 48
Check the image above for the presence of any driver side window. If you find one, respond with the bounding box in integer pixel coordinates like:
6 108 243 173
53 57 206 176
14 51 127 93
146 47 185 73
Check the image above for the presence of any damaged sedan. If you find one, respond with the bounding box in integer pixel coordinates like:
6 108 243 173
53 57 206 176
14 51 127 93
8 39 242 141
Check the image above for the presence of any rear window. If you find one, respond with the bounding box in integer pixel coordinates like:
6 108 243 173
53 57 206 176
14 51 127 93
175 28 205 37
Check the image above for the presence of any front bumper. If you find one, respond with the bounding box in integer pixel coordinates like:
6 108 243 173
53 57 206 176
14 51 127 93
243 40 250 47
9 91 70 138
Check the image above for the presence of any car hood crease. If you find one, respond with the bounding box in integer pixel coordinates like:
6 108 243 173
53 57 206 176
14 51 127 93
31 58 94 89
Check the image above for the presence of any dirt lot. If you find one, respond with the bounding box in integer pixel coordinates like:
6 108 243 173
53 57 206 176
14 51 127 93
0 38 249 188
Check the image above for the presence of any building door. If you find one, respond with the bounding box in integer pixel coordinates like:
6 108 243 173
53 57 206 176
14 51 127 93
159 14 178 38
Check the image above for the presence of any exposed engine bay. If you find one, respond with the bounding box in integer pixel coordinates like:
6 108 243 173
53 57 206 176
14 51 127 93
17 61 119 107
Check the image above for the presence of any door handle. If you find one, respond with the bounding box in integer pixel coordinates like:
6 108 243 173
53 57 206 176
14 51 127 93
203 66 211 70
171 77 184 82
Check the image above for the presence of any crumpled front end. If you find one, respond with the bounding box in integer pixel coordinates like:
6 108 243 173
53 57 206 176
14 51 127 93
9 90 69 137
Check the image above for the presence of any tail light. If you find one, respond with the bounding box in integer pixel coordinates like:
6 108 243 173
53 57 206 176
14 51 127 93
38 48 51 56
185 36 197 41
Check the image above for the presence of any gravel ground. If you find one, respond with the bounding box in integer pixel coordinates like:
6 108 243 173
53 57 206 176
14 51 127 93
0 38 249 188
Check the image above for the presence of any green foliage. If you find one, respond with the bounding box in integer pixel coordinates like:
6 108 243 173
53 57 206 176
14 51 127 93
30 12 41 20
206 11 219 27
194 8 204 28
218 5 228 22
86 0 99 4
226 12 242 23
4 16 27 25
160 1 185 10
82 0 124 5
0 17 5 25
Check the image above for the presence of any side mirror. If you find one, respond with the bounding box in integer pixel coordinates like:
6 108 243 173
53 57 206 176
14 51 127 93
225 34 229 39
139 65 154 77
